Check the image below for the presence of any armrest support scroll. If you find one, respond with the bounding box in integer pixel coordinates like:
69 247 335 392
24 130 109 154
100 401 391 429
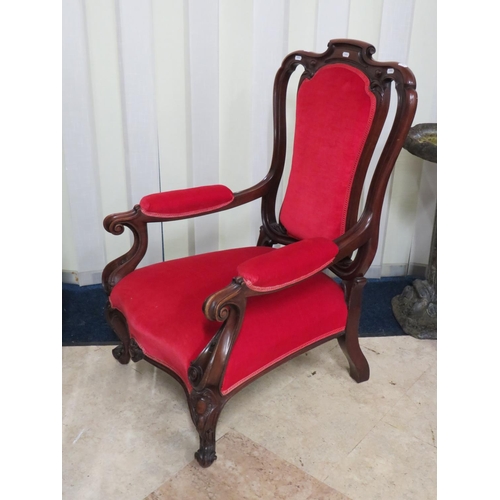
102 206 148 294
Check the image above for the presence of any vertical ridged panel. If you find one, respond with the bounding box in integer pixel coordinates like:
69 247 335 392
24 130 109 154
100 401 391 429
62 0 106 284
347 0 383 45
316 0 350 51
383 0 437 272
365 0 416 277
188 0 221 254
218 0 254 249
152 0 191 260
249 0 290 233
116 0 163 266
85 0 129 263
407 0 437 267
280 0 319 210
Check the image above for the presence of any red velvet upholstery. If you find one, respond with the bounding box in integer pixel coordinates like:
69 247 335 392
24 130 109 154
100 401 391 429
100 38 420 470
110 246 347 395
237 238 339 292
140 185 234 218
280 64 376 240
223 275 346 394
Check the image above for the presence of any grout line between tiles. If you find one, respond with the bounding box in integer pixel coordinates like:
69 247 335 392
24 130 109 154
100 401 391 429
390 363 437 449
338 361 437 461
339 418 383 463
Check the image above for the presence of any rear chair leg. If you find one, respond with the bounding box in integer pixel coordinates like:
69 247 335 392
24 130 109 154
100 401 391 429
338 277 370 383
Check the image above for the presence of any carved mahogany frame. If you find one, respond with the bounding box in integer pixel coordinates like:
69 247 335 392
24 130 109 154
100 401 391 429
102 39 417 467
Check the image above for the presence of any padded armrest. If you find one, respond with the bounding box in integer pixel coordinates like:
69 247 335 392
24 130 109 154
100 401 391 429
140 185 234 218
237 238 339 292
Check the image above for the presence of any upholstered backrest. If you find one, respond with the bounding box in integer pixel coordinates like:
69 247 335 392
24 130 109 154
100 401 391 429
279 64 377 241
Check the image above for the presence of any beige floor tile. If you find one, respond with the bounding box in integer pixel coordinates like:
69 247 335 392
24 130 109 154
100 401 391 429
226 338 435 482
360 336 436 390
63 346 197 500
145 431 351 500
324 420 437 500
63 336 437 500
226 368 388 475
218 339 340 431
382 362 437 447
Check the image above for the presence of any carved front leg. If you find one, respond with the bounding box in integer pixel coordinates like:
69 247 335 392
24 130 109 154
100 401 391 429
112 343 130 364
106 305 131 364
189 388 224 468
129 339 144 362
105 305 145 364
187 279 244 466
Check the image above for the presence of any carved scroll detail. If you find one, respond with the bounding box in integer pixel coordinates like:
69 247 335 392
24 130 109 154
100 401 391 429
189 388 224 467
188 363 203 387
185 279 249 392
203 278 246 323
129 339 144 362
102 206 149 294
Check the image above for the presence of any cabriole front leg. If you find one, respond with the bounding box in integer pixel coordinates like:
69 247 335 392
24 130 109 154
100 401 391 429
105 305 131 365
189 388 224 468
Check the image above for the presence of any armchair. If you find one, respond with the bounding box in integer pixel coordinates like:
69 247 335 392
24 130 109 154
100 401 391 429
102 39 417 467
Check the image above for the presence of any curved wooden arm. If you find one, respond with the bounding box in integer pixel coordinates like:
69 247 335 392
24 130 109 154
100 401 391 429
330 210 378 281
102 206 149 294
333 211 374 261
102 177 277 294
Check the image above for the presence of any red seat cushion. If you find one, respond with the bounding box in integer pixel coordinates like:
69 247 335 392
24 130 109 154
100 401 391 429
110 246 347 395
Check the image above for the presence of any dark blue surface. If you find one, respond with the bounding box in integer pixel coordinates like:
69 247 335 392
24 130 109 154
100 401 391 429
62 277 414 346
360 276 414 336
62 283 119 345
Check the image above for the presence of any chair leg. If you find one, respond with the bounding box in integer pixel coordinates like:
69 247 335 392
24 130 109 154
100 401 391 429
112 343 131 364
338 277 370 383
105 304 131 364
189 389 224 468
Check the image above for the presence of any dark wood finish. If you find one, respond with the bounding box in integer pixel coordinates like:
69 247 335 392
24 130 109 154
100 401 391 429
101 39 417 467
188 388 226 467
338 277 370 382
256 225 274 247
105 305 131 364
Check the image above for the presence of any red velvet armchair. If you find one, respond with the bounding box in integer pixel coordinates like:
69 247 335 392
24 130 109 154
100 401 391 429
102 39 417 467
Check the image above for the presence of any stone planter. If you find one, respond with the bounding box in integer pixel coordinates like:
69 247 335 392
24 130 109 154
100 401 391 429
391 123 437 339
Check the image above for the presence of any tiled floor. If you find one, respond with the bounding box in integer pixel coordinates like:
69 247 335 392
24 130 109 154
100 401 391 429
62 336 436 499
